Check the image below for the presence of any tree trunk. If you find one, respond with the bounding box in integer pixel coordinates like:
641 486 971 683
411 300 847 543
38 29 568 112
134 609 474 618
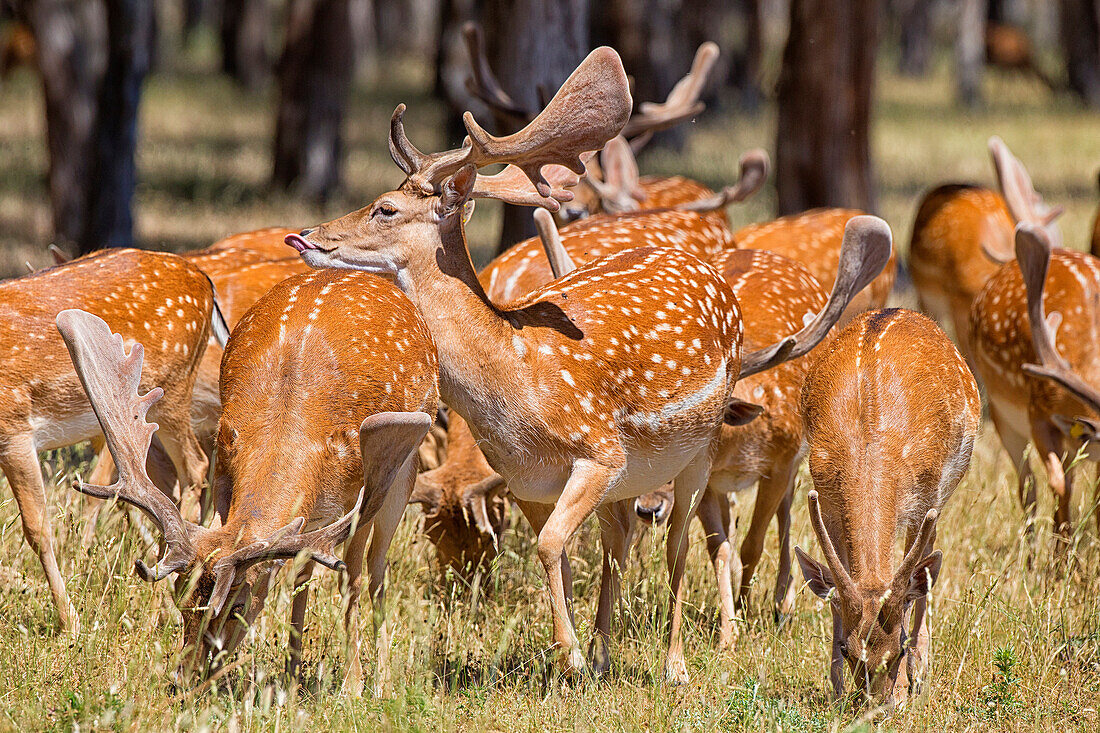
25 0 108 248
221 0 270 90
79 0 155 252
1061 0 1100 107
775 0 880 215
896 0 933 76
483 0 588 253
272 0 360 201
182 0 210 41
957 0 986 108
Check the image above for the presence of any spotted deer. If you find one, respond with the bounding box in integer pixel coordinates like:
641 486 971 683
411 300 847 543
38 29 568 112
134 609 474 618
0 249 216 633
796 308 981 708
284 47 835 682
908 136 1061 363
969 223 1100 538
731 208 895 325
463 21 727 223
60 268 438 695
411 153 767 586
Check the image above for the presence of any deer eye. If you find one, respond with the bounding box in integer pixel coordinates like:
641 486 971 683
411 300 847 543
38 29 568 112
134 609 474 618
374 203 398 219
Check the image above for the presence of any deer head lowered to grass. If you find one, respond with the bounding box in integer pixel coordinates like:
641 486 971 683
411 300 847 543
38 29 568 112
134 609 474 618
0 248 217 635
286 46 894 683
58 267 438 696
796 308 981 710
970 222 1100 539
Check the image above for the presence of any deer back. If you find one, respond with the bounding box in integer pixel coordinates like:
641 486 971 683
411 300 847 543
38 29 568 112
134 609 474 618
216 269 439 532
969 248 1100 422
800 308 980 583
732 208 893 320
194 227 301 264
482 209 732 303
0 248 213 445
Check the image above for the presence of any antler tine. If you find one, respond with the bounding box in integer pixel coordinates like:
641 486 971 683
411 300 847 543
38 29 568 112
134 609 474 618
989 136 1064 247
675 148 770 214
206 489 366 616
740 215 891 378
806 490 858 599
464 474 507 550
587 136 645 214
620 42 719 141
891 509 939 594
533 208 577 278
461 22 531 124
389 104 435 179
55 309 201 580
1017 223 1100 413
470 159 584 211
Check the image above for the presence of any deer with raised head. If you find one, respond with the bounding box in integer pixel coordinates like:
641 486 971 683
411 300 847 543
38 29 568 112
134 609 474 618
796 308 980 708
630 222 892 647
0 249 216 633
969 223 1100 538
284 46 831 682
908 136 1062 362
60 267 438 695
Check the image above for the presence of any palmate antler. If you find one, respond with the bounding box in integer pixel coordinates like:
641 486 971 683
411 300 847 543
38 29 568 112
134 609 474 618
620 41 720 147
390 46 632 211
1016 224 1100 414
989 136 1064 249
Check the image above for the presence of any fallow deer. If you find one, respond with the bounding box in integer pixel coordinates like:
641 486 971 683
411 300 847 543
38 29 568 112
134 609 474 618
0 248 216 633
60 267 438 695
796 308 980 708
285 47 827 682
908 136 1061 363
969 223 1100 538
731 207 896 325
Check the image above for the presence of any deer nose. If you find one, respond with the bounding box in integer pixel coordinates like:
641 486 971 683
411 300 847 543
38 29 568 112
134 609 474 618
300 227 315 236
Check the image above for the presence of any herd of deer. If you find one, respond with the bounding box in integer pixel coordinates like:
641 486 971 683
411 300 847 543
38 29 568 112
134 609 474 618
4 33 1100 712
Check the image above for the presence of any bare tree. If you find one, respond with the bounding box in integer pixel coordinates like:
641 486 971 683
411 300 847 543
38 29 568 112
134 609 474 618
482 0 589 252
956 0 986 107
272 0 368 201
221 0 270 90
775 0 880 215
1061 0 1100 107
23 0 153 253
896 0 934 76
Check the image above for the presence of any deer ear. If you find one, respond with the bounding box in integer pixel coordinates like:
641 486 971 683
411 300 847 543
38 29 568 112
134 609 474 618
409 473 442 510
439 165 478 217
360 412 433 517
905 550 943 605
724 399 765 426
795 546 836 600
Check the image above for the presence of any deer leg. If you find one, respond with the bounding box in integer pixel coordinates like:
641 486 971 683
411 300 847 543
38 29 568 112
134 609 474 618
590 500 632 677
360 455 418 697
665 449 712 685
513 496 575 625
339 521 372 697
1034 420 1073 540
696 488 737 649
991 406 1035 534
774 478 798 622
737 457 796 618
79 437 113 541
536 460 619 677
905 528 937 698
1 435 79 634
150 404 209 515
286 564 314 682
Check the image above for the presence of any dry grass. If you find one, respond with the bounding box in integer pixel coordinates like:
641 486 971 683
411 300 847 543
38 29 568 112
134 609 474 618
2 41 1100 733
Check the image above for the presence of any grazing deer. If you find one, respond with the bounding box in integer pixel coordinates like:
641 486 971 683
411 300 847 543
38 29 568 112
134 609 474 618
731 208 896 325
796 308 980 708
0 249 215 633
969 223 1100 538
908 136 1061 362
60 268 438 695
631 224 892 647
463 21 726 224
411 153 766 587
285 47 824 682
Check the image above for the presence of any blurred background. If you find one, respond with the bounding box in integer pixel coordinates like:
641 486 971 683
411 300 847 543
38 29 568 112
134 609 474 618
0 0 1097 279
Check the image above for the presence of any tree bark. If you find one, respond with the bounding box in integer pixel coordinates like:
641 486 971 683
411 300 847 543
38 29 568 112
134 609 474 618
896 0 933 76
483 0 588 253
24 0 107 248
775 0 880 215
272 0 361 201
956 0 986 108
1060 0 1100 108
221 0 270 90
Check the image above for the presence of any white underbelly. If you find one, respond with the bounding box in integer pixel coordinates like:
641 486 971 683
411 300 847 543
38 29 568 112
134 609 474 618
30 412 102 451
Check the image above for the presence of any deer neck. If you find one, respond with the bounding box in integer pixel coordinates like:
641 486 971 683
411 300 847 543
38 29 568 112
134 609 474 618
396 218 527 426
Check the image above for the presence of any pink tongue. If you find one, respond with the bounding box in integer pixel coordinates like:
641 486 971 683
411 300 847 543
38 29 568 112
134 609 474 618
284 233 316 252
